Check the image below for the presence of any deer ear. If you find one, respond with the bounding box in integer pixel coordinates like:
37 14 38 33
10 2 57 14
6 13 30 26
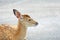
13 9 22 19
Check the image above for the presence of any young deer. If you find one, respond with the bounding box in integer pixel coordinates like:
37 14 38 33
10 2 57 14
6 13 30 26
0 9 38 40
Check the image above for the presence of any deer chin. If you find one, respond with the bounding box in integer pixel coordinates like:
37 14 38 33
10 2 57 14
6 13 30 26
22 23 37 27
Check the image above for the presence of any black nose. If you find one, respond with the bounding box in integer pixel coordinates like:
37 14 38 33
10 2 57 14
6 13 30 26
35 22 38 25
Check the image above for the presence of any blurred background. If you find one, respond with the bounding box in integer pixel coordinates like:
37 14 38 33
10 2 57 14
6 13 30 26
0 0 60 40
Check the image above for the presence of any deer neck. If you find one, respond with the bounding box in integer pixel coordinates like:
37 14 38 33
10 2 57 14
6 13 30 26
14 19 27 39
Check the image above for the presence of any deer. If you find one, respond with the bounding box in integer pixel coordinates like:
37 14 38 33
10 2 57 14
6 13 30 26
0 9 38 40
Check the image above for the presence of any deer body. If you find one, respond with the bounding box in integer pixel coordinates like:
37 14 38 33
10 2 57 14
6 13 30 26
0 9 38 40
0 21 26 40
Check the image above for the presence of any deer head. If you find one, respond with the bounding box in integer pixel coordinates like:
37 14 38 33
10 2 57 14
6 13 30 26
13 9 38 27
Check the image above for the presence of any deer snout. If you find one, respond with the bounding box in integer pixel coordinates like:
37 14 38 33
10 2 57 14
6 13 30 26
35 22 38 25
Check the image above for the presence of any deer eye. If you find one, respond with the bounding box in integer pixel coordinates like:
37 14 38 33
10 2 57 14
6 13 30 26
29 19 31 21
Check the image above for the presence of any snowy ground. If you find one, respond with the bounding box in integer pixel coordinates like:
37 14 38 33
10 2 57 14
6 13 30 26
0 0 60 40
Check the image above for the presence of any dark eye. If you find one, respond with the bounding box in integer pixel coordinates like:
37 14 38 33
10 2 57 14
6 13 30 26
29 19 31 21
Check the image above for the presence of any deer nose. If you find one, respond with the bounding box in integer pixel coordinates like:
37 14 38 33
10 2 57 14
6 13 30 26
35 22 38 25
